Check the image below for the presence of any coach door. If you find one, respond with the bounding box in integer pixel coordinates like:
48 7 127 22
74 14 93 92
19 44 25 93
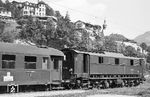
83 54 90 74
51 56 63 82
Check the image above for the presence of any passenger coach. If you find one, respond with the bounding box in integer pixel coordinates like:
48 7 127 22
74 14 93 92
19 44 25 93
0 42 64 93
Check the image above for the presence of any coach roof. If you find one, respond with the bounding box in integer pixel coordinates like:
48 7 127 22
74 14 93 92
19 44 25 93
0 42 64 56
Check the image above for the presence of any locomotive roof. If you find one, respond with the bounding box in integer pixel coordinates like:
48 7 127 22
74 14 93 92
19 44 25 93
71 49 141 60
0 42 64 56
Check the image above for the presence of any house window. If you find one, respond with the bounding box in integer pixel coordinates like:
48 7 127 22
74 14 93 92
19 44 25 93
24 56 36 69
2 54 16 69
24 11 28 14
115 58 119 65
99 57 103 63
25 6 27 9
130 59 134 66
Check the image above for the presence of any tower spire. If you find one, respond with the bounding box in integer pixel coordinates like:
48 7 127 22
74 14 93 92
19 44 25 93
103 19 107 30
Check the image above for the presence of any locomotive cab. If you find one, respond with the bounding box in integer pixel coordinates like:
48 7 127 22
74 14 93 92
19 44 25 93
62 49 90 89
62 50 75 81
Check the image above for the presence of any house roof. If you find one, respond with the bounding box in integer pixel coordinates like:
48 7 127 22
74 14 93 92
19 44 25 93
0 42 64 56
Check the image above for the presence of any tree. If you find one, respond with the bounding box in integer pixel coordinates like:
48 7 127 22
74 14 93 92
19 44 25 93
17 16 75 49
140 42 147 51
46 4 55 16
0 30 16 42
10 3 22 19
18 17 48 45
55 11 62 18
0 20 17 42
0 0 4 7
147 52 150 63
64 11 70 22
55 15 75 49
0 20 5 34
94 32 105 51
123 46 138 57
4 0 11 11
104 36 117 52
108 33 130 42
146 46 150 52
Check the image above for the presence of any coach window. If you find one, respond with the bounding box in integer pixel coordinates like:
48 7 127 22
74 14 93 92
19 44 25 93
51 56 62 70
130 59 134 66
54 59 59 70
42 57 48 69
99 57 104 63
2 54 16 69
115 58 119 65
24 56 36 69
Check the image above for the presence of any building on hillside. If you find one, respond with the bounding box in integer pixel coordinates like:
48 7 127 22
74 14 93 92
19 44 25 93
74 20 105 50
116 41 147 54
0 7 12 18
12 0 46 17
33 15 57 28
0 7 14 22
75 20 104 40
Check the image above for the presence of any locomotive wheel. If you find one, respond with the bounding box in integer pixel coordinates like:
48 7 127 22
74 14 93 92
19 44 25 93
49 84 52 91
67 83 75 89
46 84 52 91
103 80 109 89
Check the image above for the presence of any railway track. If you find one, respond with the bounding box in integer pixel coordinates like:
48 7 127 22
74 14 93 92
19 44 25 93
0 90 86 97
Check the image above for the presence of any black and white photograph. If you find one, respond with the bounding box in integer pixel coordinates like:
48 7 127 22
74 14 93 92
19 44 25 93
0 0 150 97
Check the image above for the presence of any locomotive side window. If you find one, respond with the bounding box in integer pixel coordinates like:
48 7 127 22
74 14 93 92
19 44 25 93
130 59 134 66
83 54 88 73
115 58 119 65
24 56 36 69
42 57 48 69
2 54 16 69
99 57 103 63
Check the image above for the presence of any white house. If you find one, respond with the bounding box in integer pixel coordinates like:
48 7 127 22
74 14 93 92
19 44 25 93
13 0 46 17
0 7 12 17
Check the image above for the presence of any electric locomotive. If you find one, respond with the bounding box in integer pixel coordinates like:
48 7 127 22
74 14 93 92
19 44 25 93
61 49 145 89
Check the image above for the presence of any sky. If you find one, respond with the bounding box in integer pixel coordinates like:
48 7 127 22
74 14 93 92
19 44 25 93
3 0 150 39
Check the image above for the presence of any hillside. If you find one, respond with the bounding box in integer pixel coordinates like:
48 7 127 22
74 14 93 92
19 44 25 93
105 33 129 41
134 31 150 46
